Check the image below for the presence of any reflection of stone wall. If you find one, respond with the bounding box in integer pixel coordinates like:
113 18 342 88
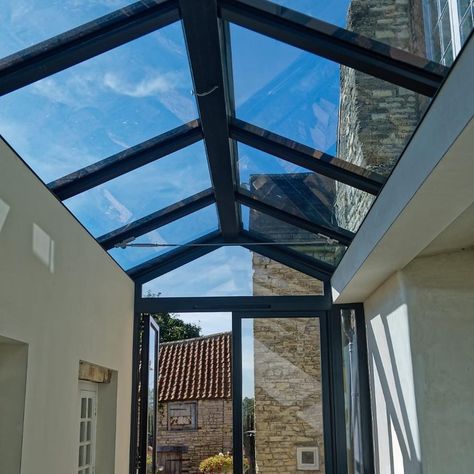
253 318 325 473
157 399 232 474
336 0 428 231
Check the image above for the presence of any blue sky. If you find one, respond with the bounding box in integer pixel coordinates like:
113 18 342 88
0 0 352 401
0 1 351 335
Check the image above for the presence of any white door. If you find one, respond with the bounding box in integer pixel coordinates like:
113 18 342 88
78 381 98 474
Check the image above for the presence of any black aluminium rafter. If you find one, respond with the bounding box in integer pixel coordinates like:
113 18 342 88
230 119 386 196
98 188 215 250
179 0 240 238
237 230 335 281
48 120 202 200
219 0 448 97
237 189 354 246
127 230 225 284
0 0 180 96
127 227 334 284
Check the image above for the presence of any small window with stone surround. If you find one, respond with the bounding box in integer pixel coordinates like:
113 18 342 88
168 402 197 431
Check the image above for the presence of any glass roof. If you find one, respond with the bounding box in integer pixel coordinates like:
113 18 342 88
64 141 211 237
231 25 430 175
143 246 253 297
270 0 438 61
110 204 219 270
0 22 196 182
142 246 324 297
0 0 463 286
237 143 374 233
241 205 346 266
0 0 133 57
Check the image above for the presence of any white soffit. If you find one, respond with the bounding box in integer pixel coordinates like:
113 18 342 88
332 36 474 304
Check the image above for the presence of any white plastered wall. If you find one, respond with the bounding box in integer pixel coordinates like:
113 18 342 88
364 249 474 474
0 138 135 473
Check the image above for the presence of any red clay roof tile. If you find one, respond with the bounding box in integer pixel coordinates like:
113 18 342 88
158 332 232 402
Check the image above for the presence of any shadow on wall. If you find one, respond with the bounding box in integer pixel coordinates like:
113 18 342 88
365 300 421 474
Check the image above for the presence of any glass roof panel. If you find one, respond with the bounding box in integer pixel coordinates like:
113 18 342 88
270 0 454 63
109 204 219 270
143 247 253 297
0 0 133 57
238 143 375 233
64 141 211 237
241 204 346 266
142 246 324 297
0 22 197 182
230 25 430 176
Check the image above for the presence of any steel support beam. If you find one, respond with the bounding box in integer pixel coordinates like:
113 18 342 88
179 0 240 238
127 230 224 284
230 118 385 195
219 0 447 96
98 188 215 250
0 0 179 96
238 230 335 281
48 120 202 200
237 189 354 246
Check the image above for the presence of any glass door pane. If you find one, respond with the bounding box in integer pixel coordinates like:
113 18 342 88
241 316 326 473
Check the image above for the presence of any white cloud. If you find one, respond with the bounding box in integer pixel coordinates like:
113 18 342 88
106 132 132 150
103 72 175 98
103 189 132 223
103 71 196 122
154 31 185 56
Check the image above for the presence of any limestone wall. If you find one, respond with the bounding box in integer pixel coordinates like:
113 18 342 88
336 0 428 231
157 399 232 473
250 200 326 472
253 318 325 473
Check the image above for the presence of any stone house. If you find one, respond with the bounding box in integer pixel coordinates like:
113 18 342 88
156 332 232 474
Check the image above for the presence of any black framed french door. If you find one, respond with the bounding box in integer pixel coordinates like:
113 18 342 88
231 310 347 474
130 295 374 474
130 312 160 474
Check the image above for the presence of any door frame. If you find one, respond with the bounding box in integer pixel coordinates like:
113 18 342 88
78 380 98 474
231 310 345 474
131 294 374 474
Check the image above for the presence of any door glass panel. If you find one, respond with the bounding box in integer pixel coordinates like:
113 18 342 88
242 317 326 472
341 309 364 474
147 325 159 474
80 422 85 442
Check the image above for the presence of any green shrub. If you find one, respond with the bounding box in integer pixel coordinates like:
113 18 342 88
199 453 248 473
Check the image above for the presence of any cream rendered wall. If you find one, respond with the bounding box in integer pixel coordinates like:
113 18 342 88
0 138 135 473
364 249 474 474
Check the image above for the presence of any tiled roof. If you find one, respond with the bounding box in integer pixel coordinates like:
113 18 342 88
158 332 232 402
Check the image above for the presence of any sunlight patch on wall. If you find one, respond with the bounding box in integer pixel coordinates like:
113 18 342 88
32 223 55 273
0 198 10 233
